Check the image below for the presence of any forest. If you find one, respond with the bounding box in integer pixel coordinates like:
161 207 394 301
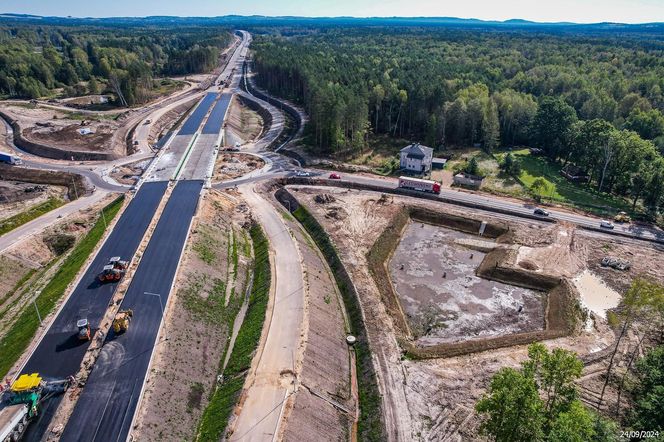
0 24 232 105
251 27 664 213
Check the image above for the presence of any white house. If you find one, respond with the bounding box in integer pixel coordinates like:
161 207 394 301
399 143 433 173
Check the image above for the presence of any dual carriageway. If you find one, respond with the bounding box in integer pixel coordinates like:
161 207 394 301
17 33 246 442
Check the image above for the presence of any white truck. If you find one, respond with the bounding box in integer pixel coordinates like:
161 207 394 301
0 404 29 442
398 176 441 194
0 152 22 166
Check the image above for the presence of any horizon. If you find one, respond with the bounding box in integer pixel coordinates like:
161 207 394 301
1 12 663 27
1 0 664 25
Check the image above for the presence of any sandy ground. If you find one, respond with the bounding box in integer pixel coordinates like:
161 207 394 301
0 182 67 220
269 193 357 441
131 189 253 442
109 159 151 186
1 104 122 154
213 153 265 181
225 98 264 147
390 221 545 345
287 185 662 441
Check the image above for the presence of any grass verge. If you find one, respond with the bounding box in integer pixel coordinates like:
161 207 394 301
291 204 385 442
495 149 632 215
0 195 124 378
0 197 64 236
196 223 270 442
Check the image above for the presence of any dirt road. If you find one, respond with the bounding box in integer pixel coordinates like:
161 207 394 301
0 190 111 254
230 185 305 442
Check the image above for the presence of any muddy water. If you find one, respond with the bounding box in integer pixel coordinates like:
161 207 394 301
389 221 546 345
573 270 621 319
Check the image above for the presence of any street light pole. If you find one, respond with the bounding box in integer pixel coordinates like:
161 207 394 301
32 299 43 326
144 292 163 316
71 178 79 200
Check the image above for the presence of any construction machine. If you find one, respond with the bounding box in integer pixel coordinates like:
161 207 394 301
98 256 129 283
614 211 631 223
76 318 91 341
0 373 71 441
112 309 133 334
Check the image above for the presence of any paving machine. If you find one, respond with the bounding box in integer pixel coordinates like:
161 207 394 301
112 309 133 334
0 373 71 442
98 256 128 283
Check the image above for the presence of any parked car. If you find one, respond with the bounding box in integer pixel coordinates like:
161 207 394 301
600 220 615 229
329 173 341 179
295 170 311 177
235 142 241 148
534 208 550 216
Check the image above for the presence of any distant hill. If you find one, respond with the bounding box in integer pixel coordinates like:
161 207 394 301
0 13 662 34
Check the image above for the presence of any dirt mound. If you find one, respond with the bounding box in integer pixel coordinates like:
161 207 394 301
26 123 113 153
0 182 47 204
324 206 347 220
0 165 90 201
518 260 539 270
314 193 336 204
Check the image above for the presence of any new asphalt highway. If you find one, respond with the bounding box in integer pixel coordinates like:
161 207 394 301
61 180 204 442
21 181 168 441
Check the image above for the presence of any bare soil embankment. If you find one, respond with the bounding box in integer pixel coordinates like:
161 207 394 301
269 187 356 442
0 165 91 201
282 185 628 441
0 105 123 161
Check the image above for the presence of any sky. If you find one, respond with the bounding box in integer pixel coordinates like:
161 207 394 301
2 0 664 24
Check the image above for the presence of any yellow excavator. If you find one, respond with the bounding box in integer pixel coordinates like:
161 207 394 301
112 309 133 334
614 211 631 223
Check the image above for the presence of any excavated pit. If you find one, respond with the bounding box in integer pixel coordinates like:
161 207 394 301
389 221 546 345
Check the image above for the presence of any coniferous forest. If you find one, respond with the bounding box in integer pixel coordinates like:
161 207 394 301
252 27 664 212
0 23 232 105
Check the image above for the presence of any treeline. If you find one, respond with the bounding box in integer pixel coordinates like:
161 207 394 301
251 27 664 211
0 25 232 105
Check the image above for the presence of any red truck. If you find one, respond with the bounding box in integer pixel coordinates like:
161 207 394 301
398 176 441 194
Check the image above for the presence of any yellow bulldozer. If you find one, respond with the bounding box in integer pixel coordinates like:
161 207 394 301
112 309 133 334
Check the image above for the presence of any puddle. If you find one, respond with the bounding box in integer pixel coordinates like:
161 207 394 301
573 270 621 319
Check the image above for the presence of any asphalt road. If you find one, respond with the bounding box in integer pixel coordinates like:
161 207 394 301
60 180 203 442
178 93 218 135
202 93 232 134
323 173 664 243
21 181 168 441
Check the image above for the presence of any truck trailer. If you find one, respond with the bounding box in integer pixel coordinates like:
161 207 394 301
398 176 441 194
0 152 22 166
0 373 71 442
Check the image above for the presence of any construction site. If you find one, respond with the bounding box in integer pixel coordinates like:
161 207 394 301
0 25 663 442
280 185 664 440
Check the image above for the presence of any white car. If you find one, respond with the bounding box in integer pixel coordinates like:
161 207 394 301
599 220 615 229
295 171 311 177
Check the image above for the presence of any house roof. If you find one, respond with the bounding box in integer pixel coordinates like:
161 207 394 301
400 143 433 160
